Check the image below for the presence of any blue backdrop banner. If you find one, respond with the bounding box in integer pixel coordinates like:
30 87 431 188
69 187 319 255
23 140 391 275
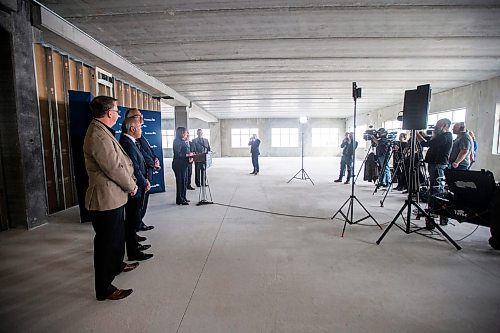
68 91 165 222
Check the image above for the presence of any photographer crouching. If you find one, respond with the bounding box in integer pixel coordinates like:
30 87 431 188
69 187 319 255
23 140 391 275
370 128 392 187
416 118 453 194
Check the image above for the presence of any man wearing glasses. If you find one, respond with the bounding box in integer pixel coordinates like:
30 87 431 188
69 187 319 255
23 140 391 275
84 96 137 301
124 108 160 231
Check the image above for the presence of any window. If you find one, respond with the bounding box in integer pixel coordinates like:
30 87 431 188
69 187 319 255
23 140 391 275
427 108 466 126
161 129 174 149
189 128 211 145
493 103 500 155
272 128 299 147
312 128 339 147
383 120 402 132
232 128 258 148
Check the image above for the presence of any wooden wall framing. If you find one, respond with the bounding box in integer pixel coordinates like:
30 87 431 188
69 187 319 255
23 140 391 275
34 44 160 214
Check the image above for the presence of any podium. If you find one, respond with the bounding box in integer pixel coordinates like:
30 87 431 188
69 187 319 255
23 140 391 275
193 152 213 205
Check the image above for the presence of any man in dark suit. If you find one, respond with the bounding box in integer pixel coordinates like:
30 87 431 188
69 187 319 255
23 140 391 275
124 108 159 232
248 134 261 175
84 96 137 301
186 132 196 190
119 117 154 262
191 129 211 187
335 132 358 184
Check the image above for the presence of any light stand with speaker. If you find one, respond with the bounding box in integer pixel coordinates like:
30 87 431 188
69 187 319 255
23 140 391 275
332 82 382 237
288 117 314 185
376 84 461 250
194 152 213 206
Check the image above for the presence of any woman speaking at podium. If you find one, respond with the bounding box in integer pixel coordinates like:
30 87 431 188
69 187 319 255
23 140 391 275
172 127 194 205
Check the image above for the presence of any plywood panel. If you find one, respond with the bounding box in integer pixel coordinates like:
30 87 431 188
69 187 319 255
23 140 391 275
68 59 78 90
35 46 58 213
137 91 143 109
131 87 137 108
89 67 96 96
124 83 131 107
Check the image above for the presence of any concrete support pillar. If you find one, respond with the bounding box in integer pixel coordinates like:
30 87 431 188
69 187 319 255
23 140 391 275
174 106 189 130
0 0 47 229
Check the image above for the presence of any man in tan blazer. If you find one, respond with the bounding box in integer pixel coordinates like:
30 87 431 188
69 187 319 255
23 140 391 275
84 96 138 301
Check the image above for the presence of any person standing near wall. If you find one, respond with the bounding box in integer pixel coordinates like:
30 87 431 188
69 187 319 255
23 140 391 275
186 132 195 190
468 130 478 169
124 108 158 232
248 134 261 175
84 96 137 301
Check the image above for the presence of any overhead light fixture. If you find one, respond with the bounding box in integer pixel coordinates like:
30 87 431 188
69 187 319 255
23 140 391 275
299 116 308 124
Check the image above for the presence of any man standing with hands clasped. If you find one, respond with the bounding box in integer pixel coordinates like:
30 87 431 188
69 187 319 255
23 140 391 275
191 129 211 187
335 132 357 184
248 133 261 175
84 96 138 301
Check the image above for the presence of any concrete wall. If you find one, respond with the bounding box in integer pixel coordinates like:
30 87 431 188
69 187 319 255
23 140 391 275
0 0 47 229
347 75 500 177
219 118 345 157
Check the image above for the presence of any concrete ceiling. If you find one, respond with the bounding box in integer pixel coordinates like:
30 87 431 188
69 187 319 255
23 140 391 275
38 1 500 119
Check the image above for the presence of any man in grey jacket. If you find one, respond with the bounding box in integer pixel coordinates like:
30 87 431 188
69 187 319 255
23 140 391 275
191 129 211 187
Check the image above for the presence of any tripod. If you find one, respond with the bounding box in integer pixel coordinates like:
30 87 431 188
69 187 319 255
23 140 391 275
354 144 375 183
288 122 314 185
379 147 407 207
332 82 381 237
372 144 393 194
376 129 461 250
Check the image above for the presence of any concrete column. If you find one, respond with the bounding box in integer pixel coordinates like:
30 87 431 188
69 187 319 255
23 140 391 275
0 0 47 229
174 106 189 130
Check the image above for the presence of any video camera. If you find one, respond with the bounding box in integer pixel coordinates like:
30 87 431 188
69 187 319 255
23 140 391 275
363 127 398 141
425 125 435 136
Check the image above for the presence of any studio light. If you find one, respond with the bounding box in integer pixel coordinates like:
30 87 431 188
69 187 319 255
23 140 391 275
299 116 308 124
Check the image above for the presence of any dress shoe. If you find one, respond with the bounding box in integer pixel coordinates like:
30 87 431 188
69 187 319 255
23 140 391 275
97 289 133 301
187 186 195 190
344 180 350 184
122 262 139 273
185 199 190 202
128 252 154 261
138 244 151 251
137 235 147 242
334 179 342 183
181 201 189 205
250 171 256 174
139 225 154 231
254 172 258 175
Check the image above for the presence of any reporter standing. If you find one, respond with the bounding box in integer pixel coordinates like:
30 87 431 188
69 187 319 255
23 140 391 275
449 122 472 170
248 134 261 175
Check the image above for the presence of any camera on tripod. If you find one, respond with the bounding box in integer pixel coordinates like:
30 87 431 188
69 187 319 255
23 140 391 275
363 128 379 141
425 125 435 136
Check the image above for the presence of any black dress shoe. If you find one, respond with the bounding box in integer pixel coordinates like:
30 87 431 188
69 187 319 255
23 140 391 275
181 201 189 205
128 252 153 261
139 225 154 231
137 235 147 242
185 199 190 202
187 186 195 190
334 179 342 183
97 289 133 301
250 171 256 174
138 244 151 251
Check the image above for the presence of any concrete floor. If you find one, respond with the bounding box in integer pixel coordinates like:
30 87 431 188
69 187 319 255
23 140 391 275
1 157 499 333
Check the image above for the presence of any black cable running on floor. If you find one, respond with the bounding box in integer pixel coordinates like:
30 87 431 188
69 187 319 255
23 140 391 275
213 202 391 226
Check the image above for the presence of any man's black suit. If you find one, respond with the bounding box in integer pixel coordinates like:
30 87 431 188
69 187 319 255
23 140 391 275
119 135 148 257
191 136 211 186
136 136 157 222
248 138 261 174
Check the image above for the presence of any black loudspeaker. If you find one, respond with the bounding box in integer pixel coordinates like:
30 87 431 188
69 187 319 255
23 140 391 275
402 84 431 130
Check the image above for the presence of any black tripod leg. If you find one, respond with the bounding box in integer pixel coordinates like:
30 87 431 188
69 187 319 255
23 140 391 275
353 196 382 229
287 169 302 183
302 169 315 185
341 199 353 237
376 201 408 244
332 196 351 219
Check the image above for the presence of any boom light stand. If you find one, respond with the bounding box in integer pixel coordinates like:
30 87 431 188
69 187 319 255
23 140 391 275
288 117 314 185
332 82 381 237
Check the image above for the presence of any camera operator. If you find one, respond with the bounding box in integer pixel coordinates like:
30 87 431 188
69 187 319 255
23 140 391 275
416 118 452 194
371 128 391 187
335 132 358 184
449 122 473 170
